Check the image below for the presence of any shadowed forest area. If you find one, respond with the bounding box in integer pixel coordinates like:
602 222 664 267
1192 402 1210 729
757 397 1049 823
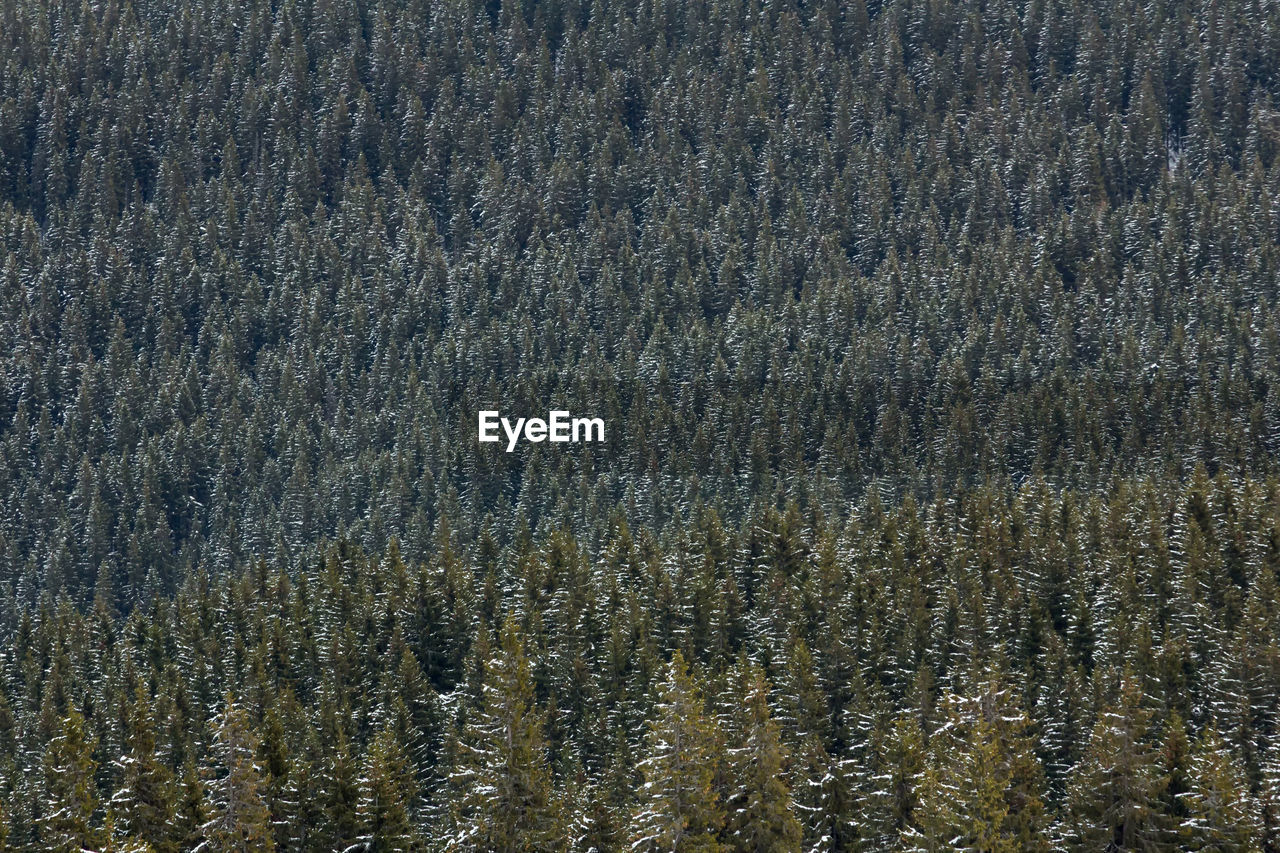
2 0 1280 848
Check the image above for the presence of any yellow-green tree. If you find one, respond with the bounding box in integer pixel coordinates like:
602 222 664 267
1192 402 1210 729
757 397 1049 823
1063 678 1162 851
109 683 177 853
447 617 565 852
722 661 803 852
40 706 105 853
629 651 727 853
904 682 1048 853
197 694 275 853
1181 725 1261 852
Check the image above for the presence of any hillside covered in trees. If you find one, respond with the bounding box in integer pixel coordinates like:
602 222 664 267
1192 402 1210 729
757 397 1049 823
2 0 1280 848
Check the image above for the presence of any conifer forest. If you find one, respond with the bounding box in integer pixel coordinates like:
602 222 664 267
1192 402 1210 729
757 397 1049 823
4 0 1280 848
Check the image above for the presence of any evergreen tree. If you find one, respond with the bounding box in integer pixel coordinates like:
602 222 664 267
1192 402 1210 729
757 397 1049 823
904 683 1049 853
352 726 420 853
447 617 565 852
1155 712 1192 849
1062 678 1163 851
109 684 177 853
855 711 926 850
197 695 275 853
320 729 363 853
1180 725 1262 852
721 661 803 852
0 0 1278 835
172 762 206 852
39 706 105 853
1259 735 1280 853
628 651 727 853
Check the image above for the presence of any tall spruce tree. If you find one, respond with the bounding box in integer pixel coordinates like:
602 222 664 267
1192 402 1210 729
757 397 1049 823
1062 678 1163 851
352 726 420 853
903 683 1049 853
1180 725 1262 852
109 683 177 853
721 661 803 852
447 617 565 852
39 707 104 853
196 695 275 853
628 651 727 853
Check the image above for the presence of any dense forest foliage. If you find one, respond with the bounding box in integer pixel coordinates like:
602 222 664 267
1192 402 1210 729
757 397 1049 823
2 0 1280 847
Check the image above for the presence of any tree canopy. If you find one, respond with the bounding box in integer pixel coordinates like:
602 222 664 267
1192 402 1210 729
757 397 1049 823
1 0 1280 848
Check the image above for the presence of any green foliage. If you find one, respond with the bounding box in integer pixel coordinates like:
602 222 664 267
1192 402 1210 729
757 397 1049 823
1181 725 1262 852
1063 678 1164 851
39 707 103 853
905 683 1049 853
448 618 565 853
721 661 803 853
109 684 178 853
198 696 276 853
0 0 1277 611
0 479 1273 848
353 727 420 853
629 651 727 853
0 0 1277 847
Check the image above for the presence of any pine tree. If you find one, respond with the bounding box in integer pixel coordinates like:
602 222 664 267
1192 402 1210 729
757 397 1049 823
1259 735 1280 853
197 694 276 853
564 770 622 853
319 728 362 853
1155 712 1192 849
1062 678 1163 851
447 617 565 852
567 729 635 853
273 733 325 853
722 661 803 852
40 706 105 853
172 761 206 852
1180 725 1261 852
855 710 926 850
628 651 727 853
352 726 420 853
109 683 177 853
102 814 158 853
903 683 1049 853
775 637 847 851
